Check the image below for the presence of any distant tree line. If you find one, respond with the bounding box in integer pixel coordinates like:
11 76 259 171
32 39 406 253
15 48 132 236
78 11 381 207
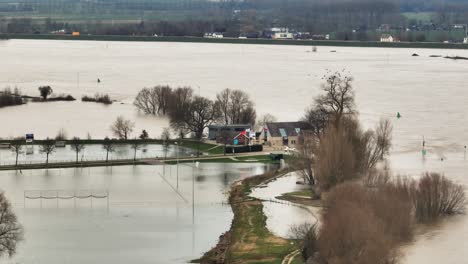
3 0 468 40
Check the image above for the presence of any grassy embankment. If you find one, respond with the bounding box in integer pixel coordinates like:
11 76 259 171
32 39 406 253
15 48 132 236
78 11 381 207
2 34 468 50
195 169 303 264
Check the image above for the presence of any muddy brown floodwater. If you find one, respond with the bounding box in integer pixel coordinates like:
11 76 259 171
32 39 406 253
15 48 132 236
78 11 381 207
1 39 468 263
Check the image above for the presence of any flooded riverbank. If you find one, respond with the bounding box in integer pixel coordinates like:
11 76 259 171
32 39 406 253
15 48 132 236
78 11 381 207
0 163 275 264
0 39 467 263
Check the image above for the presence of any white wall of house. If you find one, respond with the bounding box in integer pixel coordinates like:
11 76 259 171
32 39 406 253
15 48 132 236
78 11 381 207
380 35 394 42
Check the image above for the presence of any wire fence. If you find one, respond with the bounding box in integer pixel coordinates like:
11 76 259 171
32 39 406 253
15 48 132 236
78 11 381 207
24 189 109 209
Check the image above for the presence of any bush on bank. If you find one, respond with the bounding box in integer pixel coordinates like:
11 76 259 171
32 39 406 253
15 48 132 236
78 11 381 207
302 172 465 264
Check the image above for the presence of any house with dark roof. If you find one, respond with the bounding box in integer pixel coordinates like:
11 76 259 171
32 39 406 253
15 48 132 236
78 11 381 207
208 124 252 144
264 121 310 148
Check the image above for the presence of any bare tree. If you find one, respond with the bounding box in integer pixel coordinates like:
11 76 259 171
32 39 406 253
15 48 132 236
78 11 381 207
314 70 356 125
292 131 318 186
38 85 53 100
215 88 256 125
302 106 329 136
134 85 173 116
70 137 85 163
363 118 393 171
9 138 24 167
0 192 23 257
216 88 232 124
134 87 158 115
161 128 171 160
170 95 220 157
130 138 142 162
39 138 56 167
168 87 193 121
102 138 115 163
110 116 134 140
55 128 67 140
256 113 277 130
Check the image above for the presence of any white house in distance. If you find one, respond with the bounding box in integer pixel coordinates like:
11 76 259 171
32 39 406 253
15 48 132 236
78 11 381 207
380 34 394 42
464 37 468 44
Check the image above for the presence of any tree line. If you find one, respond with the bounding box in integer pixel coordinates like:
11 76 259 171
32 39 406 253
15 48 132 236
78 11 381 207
134 85 256 140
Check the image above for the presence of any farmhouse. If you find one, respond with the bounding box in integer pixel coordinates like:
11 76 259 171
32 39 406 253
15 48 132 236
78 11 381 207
264 122 310 148
380 34 394 42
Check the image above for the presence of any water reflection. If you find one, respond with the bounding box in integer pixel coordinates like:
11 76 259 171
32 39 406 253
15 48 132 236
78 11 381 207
0 162 275 264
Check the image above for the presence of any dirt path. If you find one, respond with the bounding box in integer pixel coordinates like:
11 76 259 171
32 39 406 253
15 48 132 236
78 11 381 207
282 249 301 264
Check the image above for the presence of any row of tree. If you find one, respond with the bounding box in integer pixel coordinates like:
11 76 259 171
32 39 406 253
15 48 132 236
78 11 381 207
134 86 257 140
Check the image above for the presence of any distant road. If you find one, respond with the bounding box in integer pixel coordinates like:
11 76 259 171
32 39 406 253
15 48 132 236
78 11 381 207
2 34 468 50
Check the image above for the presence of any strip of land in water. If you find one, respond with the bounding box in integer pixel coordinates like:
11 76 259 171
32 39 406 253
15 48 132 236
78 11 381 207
2 34 468 50
195 169 304 264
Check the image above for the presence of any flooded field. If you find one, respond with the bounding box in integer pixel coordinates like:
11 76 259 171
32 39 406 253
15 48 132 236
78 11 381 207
0 163 274 264
250 172 319 238
0 39 468 263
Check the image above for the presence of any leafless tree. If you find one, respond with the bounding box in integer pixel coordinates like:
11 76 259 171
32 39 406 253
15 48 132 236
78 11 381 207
134 85 174 116
314 70 356 125
55 128 67 140
134 87 158 115
110 116 134 140
70 137 85 163
0 192 23 257
215 88 256 125
102 138 115 163
302 106 329 136
161 128 171 160
170 95 220 157
9 137 24 167
291 131 318 185
39 138 56 166
216 88 232 124
363 118 393 171
130 138 142 162
168 87 194 121
256 113 277 130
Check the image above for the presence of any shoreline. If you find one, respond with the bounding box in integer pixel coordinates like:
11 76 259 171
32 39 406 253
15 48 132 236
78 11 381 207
196 169 302 264
2 34 468 50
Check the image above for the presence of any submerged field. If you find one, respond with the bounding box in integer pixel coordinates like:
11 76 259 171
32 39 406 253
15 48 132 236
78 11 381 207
0 39 468 263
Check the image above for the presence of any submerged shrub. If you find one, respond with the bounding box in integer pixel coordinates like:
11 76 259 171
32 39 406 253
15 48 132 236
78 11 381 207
82 93 112 104
414 173 466 222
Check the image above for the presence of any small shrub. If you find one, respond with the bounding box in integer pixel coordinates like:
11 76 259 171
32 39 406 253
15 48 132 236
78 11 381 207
414 173 466 222
82 93 112 104
48 94 76 101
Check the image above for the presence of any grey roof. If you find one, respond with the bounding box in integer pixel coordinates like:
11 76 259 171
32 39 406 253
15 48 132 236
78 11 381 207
266 122 310 137
208 124 251 129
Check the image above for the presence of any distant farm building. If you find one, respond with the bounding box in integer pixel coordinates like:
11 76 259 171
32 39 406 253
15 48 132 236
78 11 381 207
380 34 394 42
264 122 310 148
204 32 224 38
